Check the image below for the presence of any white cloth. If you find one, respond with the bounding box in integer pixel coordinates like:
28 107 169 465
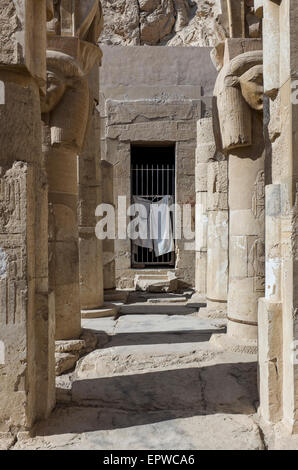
150 196 174 257
132 196 153 249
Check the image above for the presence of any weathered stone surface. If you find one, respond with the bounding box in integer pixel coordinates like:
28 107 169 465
80 328 100 354
100 0 227 47
55 352 79 376
11 312 264 450
0 2 54 433
55 340 85 354
214 41 265 343
257 1 298 433
207 211 228 302
78 68 104 311
100 45 217 98
0 0 47 86
81 307 117 319
258 298 282 424
54 328 100 376
43 1 103 340
99 0 262 47
135 272 178 293
13 410 265 450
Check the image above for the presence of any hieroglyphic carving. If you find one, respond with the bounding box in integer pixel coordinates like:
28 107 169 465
0 247 27 325
0 163 32 325
252 169 265 219
0 169 22 232
248 237 265 292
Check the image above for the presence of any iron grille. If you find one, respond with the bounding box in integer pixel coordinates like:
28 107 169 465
131 147 175 268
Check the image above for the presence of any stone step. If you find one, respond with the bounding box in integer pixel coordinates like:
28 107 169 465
119 304 197 315
104 290 129 303
81 307 117 319
137 274 169 281
134 271 178 293
104 301 123 310
147 296 187 304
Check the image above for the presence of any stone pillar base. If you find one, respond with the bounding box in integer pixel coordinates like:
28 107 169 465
227 317 258 341
209 333 258 354
207 299 227 318
258 297 282 425
81 306 117 319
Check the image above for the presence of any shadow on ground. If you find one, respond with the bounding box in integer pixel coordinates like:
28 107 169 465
99 329 226 347
118 305 205 315
43 361 258 436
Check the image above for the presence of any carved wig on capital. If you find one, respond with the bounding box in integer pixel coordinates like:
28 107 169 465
214 50 263 152
42 1 103 151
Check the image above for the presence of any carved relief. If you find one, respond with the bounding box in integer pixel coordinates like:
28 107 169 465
42 1 103 150
248 237 265 292
43 1 103 341
0 162 30 234
214 50 263 151
0 163 32 325
213 42 265 340
0 247 27 325
0 178 21 230
252 169 265 219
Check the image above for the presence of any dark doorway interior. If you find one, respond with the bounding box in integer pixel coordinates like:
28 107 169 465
131 144 176 268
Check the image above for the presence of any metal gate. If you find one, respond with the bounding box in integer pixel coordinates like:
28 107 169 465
131 146 175 268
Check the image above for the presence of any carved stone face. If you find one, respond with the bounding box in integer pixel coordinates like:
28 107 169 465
239 64 263 112
41 69 67 114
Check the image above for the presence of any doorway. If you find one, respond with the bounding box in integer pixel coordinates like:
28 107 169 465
131 144 176 268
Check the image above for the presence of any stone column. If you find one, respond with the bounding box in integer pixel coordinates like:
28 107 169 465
195 118 212 297
78 65 104 312
211 42 265 351
195 116 228 314
0 0 55 438
220 0 261 39
206 160 228 316
258 184 283 425
42 2 103 341
257 0 298 433
227 130 265 345
101 162 116 291
43 46 89 340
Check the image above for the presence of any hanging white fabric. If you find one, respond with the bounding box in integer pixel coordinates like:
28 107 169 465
150 195 174 257
132 196 153 249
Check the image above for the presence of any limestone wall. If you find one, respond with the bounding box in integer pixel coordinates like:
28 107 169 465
99 45 217 289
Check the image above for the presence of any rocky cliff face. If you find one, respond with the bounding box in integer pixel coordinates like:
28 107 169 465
99 0 228 46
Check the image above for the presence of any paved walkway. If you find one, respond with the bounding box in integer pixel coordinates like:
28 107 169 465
11 306 271 450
